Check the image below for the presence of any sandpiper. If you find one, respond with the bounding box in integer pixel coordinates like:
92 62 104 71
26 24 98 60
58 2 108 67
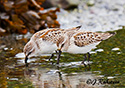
64 31 115 64
24 26 115 65
23 26 81 65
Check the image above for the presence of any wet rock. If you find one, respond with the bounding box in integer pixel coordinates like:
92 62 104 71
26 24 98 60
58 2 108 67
95 49 104 52
111 47 120 51
87 0 95 6
42 0 80 9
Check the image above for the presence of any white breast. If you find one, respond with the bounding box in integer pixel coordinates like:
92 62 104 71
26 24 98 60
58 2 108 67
35 39 57 54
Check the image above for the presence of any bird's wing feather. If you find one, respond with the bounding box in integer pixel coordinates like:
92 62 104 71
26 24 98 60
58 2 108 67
73 32 113 47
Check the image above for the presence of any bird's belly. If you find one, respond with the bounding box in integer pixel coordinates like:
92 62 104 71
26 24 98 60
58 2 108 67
37 40 57 54
67 42 100 54
41 44 57 54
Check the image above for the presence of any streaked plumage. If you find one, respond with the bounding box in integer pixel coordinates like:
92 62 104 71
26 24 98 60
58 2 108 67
23 25 115 65
23 26 81 64
65 32 115 54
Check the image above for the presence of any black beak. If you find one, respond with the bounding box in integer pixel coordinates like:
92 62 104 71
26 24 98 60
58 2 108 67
25 56 29 67
25 51 32 67
25 55 28 64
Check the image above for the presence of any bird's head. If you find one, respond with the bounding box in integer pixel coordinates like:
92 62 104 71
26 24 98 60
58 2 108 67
23 41 35 64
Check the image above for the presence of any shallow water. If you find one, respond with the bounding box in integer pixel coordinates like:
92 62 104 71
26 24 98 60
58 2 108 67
0 28 125 88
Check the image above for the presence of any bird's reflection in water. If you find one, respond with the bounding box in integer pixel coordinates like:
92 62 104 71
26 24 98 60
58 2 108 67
24 64 101 88
24 66 72 88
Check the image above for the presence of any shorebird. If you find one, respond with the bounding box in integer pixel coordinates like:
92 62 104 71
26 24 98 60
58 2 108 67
23 26 81 65
64 31 115 64
24 25 115 66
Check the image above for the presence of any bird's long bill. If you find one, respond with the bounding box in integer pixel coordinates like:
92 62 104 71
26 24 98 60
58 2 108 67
24 51 32 64
25 56 29 67
25 55 28 64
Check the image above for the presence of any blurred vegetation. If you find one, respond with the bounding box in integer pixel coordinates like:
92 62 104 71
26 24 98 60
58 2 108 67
0 0 60 35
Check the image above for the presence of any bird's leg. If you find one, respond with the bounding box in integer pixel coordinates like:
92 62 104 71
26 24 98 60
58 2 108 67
49 53 54 61
56 50 62 64
56 43 64 64
81 54 87 65
87 52 91 62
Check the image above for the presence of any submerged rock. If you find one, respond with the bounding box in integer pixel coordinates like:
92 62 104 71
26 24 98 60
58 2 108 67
41 0 80 9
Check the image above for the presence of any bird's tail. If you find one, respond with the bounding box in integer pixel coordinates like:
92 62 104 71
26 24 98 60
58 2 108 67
101 32 116 40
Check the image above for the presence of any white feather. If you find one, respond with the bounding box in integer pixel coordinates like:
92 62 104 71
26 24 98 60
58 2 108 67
36 39 57 54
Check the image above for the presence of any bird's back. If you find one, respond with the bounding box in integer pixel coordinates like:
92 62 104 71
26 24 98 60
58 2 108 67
31 26 82 50
66 31 115 54
73 32 115 47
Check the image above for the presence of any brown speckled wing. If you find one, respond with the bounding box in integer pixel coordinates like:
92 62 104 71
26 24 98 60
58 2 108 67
73 32 105 47
40 29 65 47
